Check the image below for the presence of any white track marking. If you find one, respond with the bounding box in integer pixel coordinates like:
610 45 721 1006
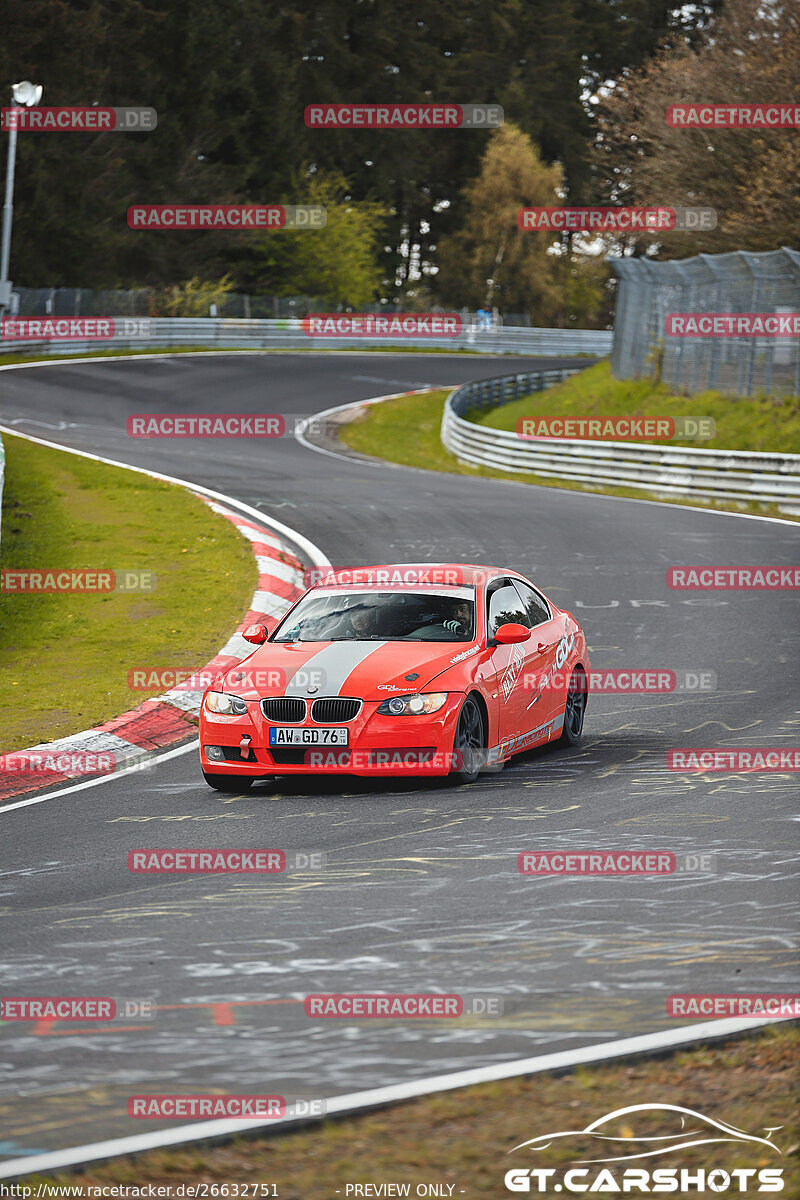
0 741 199 815
0 1017 782 1178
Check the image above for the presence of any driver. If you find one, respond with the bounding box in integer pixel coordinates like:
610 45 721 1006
339 603 379 638
443 600 472 636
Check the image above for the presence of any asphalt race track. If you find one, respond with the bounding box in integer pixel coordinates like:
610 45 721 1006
1 352 798 1159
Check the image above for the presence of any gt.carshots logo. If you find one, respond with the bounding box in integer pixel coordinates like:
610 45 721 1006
504 1103 785 1193
301 313 461 337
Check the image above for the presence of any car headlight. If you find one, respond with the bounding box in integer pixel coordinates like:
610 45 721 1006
377 692 448 716
204 691 248 716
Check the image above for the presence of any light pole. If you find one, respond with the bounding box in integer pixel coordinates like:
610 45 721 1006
0 80 43 313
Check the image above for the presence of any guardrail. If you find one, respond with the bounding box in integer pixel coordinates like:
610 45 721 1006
441 370 800 515
0 317 613 359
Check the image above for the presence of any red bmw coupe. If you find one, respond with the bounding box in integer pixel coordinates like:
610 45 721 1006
199 564 589 790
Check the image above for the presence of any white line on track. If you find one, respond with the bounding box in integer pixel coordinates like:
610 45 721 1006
0 1017 783 1178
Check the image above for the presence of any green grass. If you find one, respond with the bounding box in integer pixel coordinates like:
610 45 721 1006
477 359 800 452
0 434 257 751
28 1024 799 1198
339 385 796 520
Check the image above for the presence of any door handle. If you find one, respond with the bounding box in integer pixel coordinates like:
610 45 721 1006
537 642 554 654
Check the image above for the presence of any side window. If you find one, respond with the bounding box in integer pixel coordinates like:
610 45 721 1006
512 580 551 628
487 583 529 634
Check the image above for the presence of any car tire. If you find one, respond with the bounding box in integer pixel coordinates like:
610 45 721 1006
450 695 487 784
559 667 587 746
202 771 253 793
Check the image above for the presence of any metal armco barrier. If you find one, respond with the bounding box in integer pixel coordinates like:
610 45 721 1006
0 317 613 358
441 370 800 515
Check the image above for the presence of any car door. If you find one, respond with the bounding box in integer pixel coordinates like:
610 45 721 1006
480 579 533 747
511 578 563 732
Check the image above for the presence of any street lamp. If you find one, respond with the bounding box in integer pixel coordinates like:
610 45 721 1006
0 80 43 313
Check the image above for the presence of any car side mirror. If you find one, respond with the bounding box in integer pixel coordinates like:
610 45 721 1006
493 622 531 645
242 623 268 644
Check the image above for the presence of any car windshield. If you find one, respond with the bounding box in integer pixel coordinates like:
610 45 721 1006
272 588 476 642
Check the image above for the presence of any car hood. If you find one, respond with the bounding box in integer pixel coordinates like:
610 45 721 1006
221 639 479 701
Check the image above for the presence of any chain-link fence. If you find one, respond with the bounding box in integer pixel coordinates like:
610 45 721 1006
11 288 327 319
611 247 800 397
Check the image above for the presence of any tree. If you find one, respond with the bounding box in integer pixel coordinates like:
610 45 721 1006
437 123 564 321
592 0 800 256
249 169 387 308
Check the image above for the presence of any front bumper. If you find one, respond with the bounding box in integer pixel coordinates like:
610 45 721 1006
199 693 465 778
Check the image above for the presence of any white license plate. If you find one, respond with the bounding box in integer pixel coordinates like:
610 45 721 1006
268 726 349 747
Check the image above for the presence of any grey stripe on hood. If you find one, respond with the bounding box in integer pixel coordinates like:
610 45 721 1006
284 641 387 696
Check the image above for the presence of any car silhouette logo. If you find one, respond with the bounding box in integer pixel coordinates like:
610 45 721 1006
509 1104 784 1164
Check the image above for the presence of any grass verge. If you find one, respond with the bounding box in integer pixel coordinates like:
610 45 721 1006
339 387 796 520
28 1025 799 1197
0 432 257 751
477 359 800 453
